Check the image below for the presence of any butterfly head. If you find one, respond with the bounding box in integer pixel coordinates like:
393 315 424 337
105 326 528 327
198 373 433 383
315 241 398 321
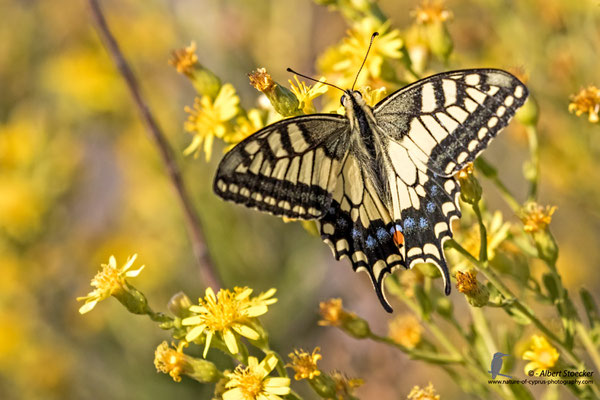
340 90 364 108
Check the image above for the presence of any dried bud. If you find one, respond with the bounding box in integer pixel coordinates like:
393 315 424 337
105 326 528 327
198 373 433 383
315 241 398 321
455 270 489 307
249 68 301 117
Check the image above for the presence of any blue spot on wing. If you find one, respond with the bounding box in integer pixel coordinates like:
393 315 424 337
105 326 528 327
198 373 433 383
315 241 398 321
419 217 429 229
351 228 361 239
365 235 376 249
376 227 389 240
426 201 436 213
404 217 415 233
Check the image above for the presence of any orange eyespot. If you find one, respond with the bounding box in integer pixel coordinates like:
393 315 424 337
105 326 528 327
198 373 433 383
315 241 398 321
393 230 404 247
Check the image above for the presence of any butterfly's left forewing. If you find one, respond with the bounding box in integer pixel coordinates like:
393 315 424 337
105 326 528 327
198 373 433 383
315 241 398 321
214 114 350 219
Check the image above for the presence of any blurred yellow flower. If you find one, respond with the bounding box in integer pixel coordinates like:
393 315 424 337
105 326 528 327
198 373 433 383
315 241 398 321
407 382 440 400
319 19 403 88
289 75 329 114
224 109 266 149
412 0 453 25
77 254 145 314
287 347 322 380
523 335 559 374
569 85 600 123
521 202 557 233
0 177 43 239
388 314 422 348
318 298 353 327
182 287 277 357
223 354 290 400
359 85 388 107
184 83 239 160
169 41 198 77
154 341 190 382
455 270 478 294
249 68 275 92
330 371 363 399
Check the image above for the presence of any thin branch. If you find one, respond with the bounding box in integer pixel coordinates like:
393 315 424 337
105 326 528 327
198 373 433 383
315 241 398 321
88 0 221 290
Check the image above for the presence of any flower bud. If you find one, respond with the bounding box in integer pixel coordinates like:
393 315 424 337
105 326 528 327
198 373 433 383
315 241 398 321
113 283 150 315
456 163 482 205
516 96 539 127
455 270 489 308
249 68 301 117
532 230 558 266
167 291 193 318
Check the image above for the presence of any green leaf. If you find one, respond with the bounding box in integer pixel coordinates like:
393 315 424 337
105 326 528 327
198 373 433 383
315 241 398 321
542 273 559 302
580 288 600 329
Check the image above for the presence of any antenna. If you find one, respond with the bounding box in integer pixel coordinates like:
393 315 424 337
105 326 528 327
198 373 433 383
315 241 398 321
286 68 345 93
351 32 379 91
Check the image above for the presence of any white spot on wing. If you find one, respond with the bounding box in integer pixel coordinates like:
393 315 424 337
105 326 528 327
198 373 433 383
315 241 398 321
442 79 457 106
421 83 437 113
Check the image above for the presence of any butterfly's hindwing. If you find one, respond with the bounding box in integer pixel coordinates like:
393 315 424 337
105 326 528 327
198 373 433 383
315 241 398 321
375 69 529 176
318 155 404 312
214 115 350 219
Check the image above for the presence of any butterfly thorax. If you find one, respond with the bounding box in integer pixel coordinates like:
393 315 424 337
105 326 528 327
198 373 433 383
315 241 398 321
342 90 389 204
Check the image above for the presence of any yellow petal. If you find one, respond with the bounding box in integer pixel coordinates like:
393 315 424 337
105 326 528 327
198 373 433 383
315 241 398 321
223 329 239 354
108 255 117 269
245 305 268 318
203 331 213 358
205 287 216 302
78 300 98 314
260 353 279 375
232 323 260 340
185 325 205 342
125 265 145 278
264 377 291 394
181 316 202 326
188 305 208 313
122 254 138 272
222 388 244 400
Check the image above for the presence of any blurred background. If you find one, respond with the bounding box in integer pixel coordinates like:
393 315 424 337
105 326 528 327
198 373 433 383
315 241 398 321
0 0 598 399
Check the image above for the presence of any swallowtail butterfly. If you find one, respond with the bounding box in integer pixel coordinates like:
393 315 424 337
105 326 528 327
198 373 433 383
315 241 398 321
214 46 528 311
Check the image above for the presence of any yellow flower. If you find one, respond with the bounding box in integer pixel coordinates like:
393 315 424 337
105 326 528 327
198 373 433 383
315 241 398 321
569 85 600 123
523 335 559 374
455 270 489 307
412 0 453 25
330 371 363 399
182 287 277 357
287 347 322 380
388 314 422 348
319 19 403 89
407 382 440 400
223 109 266 149
249 68 275 92
521 202 557 233
223 354 290 400
183 83 239 160
289 75 329 114
359 85 388 107
318 298 351 327
169 41 198 77
77 255 145 314
154 341 191 382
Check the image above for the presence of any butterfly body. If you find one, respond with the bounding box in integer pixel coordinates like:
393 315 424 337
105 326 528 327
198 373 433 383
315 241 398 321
214 69 528 312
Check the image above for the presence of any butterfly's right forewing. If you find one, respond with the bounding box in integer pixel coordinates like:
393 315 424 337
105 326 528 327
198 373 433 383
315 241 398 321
214 114 350 219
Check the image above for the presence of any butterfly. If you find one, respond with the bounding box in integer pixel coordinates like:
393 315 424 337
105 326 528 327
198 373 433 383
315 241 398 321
213 63 528 312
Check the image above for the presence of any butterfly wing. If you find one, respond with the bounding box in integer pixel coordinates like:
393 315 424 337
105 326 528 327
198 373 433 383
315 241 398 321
318 154 404 312
373 69 527 295
375 69 528 176
214 114 350 219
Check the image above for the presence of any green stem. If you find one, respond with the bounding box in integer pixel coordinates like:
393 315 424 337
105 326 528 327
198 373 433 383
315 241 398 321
475 158 521 213
472 202 488 263
525 125 540 201
369 333 463 364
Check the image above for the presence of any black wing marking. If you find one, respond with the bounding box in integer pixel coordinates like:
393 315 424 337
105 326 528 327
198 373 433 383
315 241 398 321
318 155 405 312
214 114 350 219
375 68 528 176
